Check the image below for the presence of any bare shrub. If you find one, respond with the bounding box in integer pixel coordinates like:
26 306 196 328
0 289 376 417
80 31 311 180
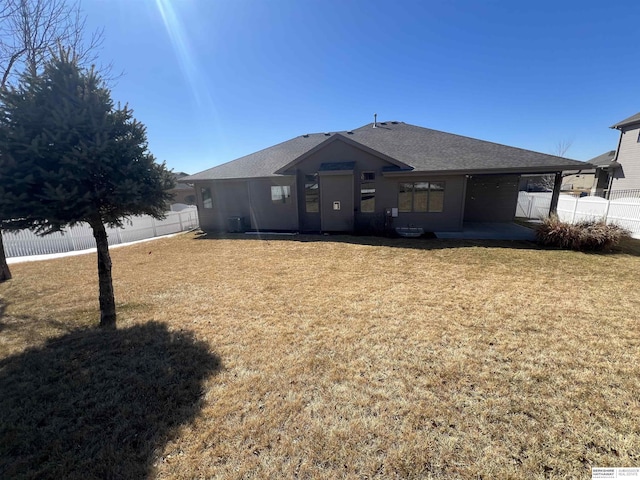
536 215 629 252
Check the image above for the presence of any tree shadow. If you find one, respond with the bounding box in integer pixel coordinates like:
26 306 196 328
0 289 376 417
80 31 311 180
0 298 5 333
192 230 542 252
192 230 640 256
0 321 221 479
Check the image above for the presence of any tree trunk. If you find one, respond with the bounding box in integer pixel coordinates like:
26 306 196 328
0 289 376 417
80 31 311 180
0 230 12 282
90 218 116 328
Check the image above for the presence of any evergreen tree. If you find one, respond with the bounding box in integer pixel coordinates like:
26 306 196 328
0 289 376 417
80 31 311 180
0 51 174 328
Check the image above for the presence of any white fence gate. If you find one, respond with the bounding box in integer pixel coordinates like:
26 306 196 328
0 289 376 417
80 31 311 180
517 192 640 238
3 205 199 258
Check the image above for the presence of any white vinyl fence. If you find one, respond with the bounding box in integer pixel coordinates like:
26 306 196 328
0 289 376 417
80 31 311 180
3 205 199 258
517 192 640 238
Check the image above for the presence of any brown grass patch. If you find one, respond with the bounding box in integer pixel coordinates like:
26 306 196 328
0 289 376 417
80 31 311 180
1 232 640 478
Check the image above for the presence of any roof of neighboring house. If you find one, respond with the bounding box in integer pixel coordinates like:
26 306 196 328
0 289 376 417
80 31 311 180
169 172 195 191
183 121 588 181
588 150 617 167
611 112 640 129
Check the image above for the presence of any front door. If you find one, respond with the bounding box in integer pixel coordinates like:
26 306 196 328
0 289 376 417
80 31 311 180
320 174 353 232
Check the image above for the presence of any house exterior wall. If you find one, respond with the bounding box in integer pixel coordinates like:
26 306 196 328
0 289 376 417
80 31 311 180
247 177 298 231
295 139 395 232
464 174 520 222
561 173 595 191
196 177 296 232
382 174 466 232
293 140 466 233
195 180 250 231
611 123 640 191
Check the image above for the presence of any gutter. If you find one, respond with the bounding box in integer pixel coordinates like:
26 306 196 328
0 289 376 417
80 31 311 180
381 164 593 177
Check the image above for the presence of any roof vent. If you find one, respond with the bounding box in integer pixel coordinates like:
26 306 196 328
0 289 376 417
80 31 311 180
303 134 309 138
346 131 353 134
391 121 399 124
324 132 330 136
380 122 387 125
373 113 377 128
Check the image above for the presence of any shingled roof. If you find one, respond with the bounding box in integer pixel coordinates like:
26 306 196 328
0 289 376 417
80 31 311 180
587 150 617 167
611 112 640 129
183 121 588 181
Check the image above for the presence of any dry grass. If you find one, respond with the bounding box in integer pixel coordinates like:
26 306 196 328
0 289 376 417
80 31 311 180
1 231 640 479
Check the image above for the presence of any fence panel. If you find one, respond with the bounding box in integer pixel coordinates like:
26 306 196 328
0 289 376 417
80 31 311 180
606 198 640 234
517 192 553 219
573 196 609 223
517 192 640 238
3 206 199 258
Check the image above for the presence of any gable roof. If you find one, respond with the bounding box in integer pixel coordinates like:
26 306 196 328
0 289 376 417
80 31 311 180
611 112 640 129
588 150 617 167
183 121 587 181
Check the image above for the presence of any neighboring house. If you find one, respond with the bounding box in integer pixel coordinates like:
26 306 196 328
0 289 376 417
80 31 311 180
609 112 640 193
587 150 618 196
182 121 586 234
168 172 196 205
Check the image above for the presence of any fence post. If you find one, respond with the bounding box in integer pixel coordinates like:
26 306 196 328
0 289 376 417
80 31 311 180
115 226 122 245
603 198 611 225
66 228 75 252
571 196 579 223
178 212 184 231
152 217 157 237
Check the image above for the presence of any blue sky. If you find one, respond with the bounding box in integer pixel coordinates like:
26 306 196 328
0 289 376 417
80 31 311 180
83 0 640 174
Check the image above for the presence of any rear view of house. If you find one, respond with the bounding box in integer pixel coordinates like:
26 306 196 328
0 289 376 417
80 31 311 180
182 121 587 234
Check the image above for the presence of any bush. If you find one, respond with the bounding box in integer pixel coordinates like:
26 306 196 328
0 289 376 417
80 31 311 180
535 215 629 252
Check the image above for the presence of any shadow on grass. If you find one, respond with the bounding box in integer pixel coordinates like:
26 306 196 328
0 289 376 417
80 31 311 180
192 230 542 251
192 230 640 256
0 298 5 332
0 321 221 479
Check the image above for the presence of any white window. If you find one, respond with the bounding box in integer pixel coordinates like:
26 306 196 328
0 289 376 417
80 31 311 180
201 187 213 209
271 185 291 204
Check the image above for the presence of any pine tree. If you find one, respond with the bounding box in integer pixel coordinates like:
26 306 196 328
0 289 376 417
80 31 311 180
0 51 174 328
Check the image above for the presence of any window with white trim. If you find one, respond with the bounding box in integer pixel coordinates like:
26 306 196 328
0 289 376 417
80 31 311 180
271 185 291 204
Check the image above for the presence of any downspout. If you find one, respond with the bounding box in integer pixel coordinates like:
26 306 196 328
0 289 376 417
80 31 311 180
608 125 624 198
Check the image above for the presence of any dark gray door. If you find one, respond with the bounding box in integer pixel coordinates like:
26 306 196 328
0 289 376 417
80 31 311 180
320 174 353 231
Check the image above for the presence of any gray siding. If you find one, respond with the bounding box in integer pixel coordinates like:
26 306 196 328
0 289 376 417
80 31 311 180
247 177 298 231
295 139 395 232
294 139 467 233
611 125 640 191
385 175 466 232
195 177 296 232
464 175 520 222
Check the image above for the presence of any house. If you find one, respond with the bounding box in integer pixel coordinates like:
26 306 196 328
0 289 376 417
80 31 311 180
609 112 640 193
587 150 619 196
167 172 196 205
182 121 587 234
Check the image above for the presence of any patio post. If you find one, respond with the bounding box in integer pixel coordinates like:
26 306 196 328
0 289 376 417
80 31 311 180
548 172 562 216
